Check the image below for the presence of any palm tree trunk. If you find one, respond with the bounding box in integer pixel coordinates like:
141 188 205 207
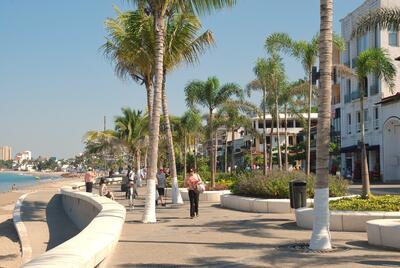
306 71 313 175
231 128 235 173
136 149 141 177
269 117 274 170
184 133 187 180
161 74 183 204
263 88 268 175
310 0 333 250
285 104 289 171
145 79 154 117
209 110 215 188
360 80 371 198
275 97 282 170
194 137 197 170
224 131 228 173
142 13 164 224
215 131 218 176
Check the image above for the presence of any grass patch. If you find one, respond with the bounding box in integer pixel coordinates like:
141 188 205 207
330 195 400 212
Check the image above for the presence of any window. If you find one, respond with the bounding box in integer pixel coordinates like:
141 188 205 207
374 107 379 129
266 136 271 145
258 121 264 129
346 42 350 64
389 28 398 47
357 34 368 55
374 25 379 48
364 109 369 131
287 120 294 128
265 120 272 128
289 136 294 146
357 111 361 132
347 113 352 134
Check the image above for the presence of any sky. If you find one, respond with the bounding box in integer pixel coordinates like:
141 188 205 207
0 0 365 159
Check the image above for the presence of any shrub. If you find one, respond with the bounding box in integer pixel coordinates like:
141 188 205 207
231 170 348 199
330 195 400 211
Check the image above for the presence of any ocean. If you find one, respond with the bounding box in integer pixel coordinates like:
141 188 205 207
0 172 60 193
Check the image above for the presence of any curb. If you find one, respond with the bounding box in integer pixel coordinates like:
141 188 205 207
13 192 36 264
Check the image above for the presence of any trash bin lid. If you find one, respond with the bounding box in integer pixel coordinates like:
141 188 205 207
291 180 306 186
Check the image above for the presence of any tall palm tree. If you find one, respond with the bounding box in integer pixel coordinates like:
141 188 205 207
355 48 396 198
114 108 149 174
162 12 214 205
128 0 236 223
309 0 333 251
104 8 215 206
265 32 344 175
185 76 243 187
247 58 271 175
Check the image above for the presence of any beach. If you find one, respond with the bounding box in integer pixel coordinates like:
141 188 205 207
0 173 83 268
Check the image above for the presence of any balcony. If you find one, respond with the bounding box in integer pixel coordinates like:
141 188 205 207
344 94 351 103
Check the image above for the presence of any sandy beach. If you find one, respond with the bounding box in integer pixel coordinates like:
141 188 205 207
0 173 83 268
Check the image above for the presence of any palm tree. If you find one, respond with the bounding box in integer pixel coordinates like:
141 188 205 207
265 32 344 175
185 76 242 187
162 12 214 205
114 108 149 175
246 58 271 174
104 7 215 207
354 49 396 197
309 0 333 251
128 0 236 223
352 8 400 38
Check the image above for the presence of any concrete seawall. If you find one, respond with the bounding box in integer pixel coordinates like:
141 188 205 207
21 184 126 267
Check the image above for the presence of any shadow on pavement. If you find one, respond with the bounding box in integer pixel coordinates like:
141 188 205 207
45 194 80 251
0 218 19 243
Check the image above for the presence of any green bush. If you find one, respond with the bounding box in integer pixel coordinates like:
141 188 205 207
230 170 348 199
330 195 400 211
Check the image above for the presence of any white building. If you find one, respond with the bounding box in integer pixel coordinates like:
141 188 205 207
15 151 32 163
340 0 400 182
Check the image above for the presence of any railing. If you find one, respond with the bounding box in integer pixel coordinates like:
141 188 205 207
344 94 351 103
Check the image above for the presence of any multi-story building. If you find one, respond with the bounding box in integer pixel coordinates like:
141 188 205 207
15 151 32 163
340 0 400 182
0 146 12 161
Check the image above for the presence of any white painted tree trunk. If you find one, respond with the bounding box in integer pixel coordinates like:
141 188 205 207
142 12 165 223
310 0 333 250
309 188 331 249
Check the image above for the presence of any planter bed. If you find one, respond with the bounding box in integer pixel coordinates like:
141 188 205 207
220 194 354 214
295 208 400 232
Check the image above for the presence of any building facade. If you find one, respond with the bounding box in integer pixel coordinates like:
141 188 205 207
0 146 12 161
340 0 400 182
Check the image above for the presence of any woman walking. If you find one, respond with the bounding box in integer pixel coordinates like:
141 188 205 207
184 168 202 219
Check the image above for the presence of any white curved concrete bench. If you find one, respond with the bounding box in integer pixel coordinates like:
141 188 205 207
220 194 313 213
367 219 400 249
166 188 230 202
296 208 400 232
22 185 126 267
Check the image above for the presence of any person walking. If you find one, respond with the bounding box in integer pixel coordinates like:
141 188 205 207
184 168 202 219
84 167 96 193
156 168 166 207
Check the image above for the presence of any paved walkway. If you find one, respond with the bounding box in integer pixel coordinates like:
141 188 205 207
109 186 400 268
20 190 79 260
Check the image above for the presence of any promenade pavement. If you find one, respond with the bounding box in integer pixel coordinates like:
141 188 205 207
20 190 79 260
109 186 400 268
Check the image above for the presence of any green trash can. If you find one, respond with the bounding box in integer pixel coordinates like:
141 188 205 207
289 180 307 209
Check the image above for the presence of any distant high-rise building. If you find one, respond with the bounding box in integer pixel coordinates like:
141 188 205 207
0 146 12 161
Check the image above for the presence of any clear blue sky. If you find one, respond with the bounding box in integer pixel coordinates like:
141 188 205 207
0 0 364 159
